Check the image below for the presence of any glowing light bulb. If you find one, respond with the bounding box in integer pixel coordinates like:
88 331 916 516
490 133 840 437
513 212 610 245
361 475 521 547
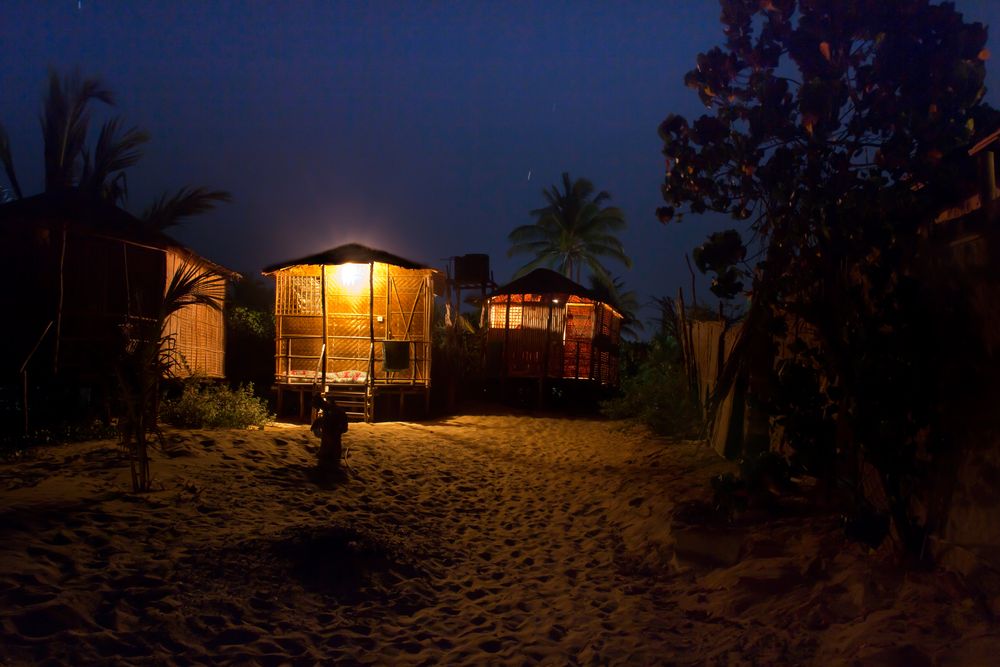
339 263 366 288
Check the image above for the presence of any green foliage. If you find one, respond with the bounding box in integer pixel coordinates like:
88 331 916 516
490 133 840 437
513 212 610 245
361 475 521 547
161 381 273 429
601 336 700 437
225 278 276 389
227 305 274 339
508 172 631 283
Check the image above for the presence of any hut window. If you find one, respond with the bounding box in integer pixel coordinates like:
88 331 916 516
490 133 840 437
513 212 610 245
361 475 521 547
565 304 594 339
290 275 322 315
491 302 523 329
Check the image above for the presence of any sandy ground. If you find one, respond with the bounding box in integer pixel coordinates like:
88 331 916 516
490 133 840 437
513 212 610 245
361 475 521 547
0 410 998 666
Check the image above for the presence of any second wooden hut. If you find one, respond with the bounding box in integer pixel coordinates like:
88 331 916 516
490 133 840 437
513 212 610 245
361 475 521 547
485 268 623 393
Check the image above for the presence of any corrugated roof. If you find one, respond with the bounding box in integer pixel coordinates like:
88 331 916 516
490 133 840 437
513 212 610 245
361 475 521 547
262 243 432 273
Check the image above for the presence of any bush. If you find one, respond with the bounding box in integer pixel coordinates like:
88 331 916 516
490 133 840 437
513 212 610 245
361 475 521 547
161 381 273 429
601 335 700 437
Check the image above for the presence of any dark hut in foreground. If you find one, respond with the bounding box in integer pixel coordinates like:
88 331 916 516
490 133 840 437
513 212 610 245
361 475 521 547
262 243 437 422
0 192 237 399
485 269 623 392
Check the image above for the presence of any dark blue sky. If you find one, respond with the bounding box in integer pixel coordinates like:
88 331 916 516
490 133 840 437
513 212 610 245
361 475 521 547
4 1 1000 330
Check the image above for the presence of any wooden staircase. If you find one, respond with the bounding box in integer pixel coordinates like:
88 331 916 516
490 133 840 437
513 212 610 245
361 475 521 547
323 384 370 422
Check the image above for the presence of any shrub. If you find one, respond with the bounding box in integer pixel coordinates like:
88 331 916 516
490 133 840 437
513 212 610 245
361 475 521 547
601 335 700 437
161 381 273 429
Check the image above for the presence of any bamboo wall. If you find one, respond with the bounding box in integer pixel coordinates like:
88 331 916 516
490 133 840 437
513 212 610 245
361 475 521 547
273 262 433 386
163 252 227 378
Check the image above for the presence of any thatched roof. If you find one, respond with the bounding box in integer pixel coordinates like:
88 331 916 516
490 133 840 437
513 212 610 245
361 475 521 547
490 268 600 301
0 191 240 279
262 243 432 274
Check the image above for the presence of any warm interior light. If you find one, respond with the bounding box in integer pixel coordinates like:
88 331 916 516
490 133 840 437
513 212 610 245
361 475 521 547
338 263 366 289
552 298 560 304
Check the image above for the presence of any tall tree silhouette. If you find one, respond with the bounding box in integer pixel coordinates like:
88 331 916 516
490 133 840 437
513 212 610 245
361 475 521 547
0 69 229 227
508 172 630 282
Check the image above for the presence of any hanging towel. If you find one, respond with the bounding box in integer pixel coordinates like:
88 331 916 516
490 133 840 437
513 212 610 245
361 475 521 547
383 341 411 371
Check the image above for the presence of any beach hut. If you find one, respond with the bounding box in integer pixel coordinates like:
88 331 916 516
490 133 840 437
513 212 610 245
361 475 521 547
262 243 437 422
485 268 623 390
0 191 236 386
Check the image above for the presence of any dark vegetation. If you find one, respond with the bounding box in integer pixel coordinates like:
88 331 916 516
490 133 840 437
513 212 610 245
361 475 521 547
224 277 276 393
601 335 700 437
657 0 999 556
0 71 240 487
160 379 272 430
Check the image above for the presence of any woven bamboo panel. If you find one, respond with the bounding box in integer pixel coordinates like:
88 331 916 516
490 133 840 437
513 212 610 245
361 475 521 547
163 252 226 378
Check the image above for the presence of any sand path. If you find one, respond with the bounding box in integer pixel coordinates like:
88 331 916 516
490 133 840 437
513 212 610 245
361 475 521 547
1 413 997 665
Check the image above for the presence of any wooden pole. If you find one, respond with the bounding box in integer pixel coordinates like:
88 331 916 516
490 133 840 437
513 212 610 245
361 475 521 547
320 265 328 391
53 225 68 374
685 254 698 310
539 299 554 408
368 261 375 422
677 287 694 394
501 294 512 399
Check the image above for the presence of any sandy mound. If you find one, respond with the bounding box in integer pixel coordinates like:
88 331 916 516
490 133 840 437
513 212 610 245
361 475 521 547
1 411 997 665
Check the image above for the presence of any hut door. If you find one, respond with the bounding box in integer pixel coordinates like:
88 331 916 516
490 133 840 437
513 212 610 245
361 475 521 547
563 303 595 380
383 272 428 381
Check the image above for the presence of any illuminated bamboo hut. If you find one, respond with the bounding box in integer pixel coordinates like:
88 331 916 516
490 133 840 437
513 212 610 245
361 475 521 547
485 268 623 389
0 192 236 388
262 243 436 422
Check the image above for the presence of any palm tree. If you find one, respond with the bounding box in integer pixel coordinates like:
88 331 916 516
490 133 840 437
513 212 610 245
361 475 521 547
0 70 229 227
589 274 644 341
117 264 224 492
508 172 631 282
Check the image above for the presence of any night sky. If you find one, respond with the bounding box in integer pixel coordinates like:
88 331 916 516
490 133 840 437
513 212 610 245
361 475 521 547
4 1 1000 331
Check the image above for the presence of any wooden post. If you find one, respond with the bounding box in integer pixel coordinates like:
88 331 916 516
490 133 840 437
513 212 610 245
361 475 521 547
501 294 512 399
677 287 695 395
539 299 554 408
717 301 728 387
320 265 328 390
368 261 375 422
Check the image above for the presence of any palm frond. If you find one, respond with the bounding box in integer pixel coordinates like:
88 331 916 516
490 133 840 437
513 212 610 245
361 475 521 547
161 263 225 321
142 186 232 230
41 69 114 192
79 117 149 203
